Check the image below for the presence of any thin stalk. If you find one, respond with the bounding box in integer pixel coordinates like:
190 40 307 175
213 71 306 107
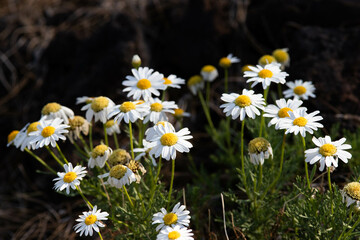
327 167 332 192
259 87 269 137
72 140 89 158
45 146 64 167
79 135 90 153
258 163 263 190
198 91 217 136
123 185 134 208
89 125 93 151
328 167 334 215
56 143 68 164
149 157 162 204
98 232 104 240
301 136 311 189
224 68 229 93
113 133 119 149
168 159 176 207
25 148 57 174
340 216 360 240
162 89 167 101
129 121 135 159
240 120 250 197
103 124 108 146
76 186 93 209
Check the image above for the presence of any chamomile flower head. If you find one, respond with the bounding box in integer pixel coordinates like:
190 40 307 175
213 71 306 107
342 182 360 207
248 137 273 165
244 63 288 89
200 65 218 82
108 149 131 167
81 96 115 124
74 205 109 237
147 122 193 160
241 64 254 73
283 79 316 100
156 226 194 240
88 144 113 168
123 67 166 101
143 98 178 124
220 89 265 121
126 159 146 183
263 98 306 129
108 100 150 124
145 121 176 141
132 54 141 69
67 116 90 143
152 202 191 232
105 119 120 135
134 139 157 166
305 136 352 171
258 54 276 66
41 102 74 124
272 48 290 68
187 75 204 95
76 96 94 105
163 74 185 89
53 163 87 194
13 122 36 151
29 118 69 149
7 130 19 147
98 164 136 188
173 108 191 120
279 108 323 137
219 53 240 68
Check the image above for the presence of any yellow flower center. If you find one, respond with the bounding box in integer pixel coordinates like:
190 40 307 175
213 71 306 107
109 164 127 179
105 120 115 128
8 130 19 143
126 160 140 173
91 144 108 158
41 126 55 137
151 102 163 112
344 182 360 201
120 102 136 113
319 143 337 157
187 75 203 86
168 231 181 240
63 171 77 183
69 116 85 129
160 133 178 146
156 121 166 127
137 78 151 90
234 95 251 107
42 102 61 115
293 117 307 127
108 149 131 166
84 214 97 225
202 65 216 73
272 49 289 63
249 137 271 154
278 107 293 118
259 55 276 65
173 108 184 117
163 213 178 225
91 97 109 112
219 57 231 68
293 86 307 95
258 69 273 79
164 78 172 85
241 64 253 73
27 122 40 134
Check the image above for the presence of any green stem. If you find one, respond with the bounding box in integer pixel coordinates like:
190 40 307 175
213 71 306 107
79 135 90 153
123 185 134 208
224 68 229 93
45 146 64 167
259 87 269 137
103 124 108 146
149 157 162 204
25 148 57 174
240 120 250 198
76 186 93 209
168 159 175 207
113 133 119 149
162 89 167 101
72 140 89 158
328 167 334 215
129 121 135 159
327 167 332 192
301 136 311 189
89 125 93 151
340 216 360 240
56 143 68 164
98 231 104 240
198 91 217 136
258 163 263 190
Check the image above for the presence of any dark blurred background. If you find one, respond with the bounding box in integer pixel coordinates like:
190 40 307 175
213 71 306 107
1 0 360 239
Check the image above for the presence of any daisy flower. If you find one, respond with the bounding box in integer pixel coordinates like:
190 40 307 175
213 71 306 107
81 96 115 124
147 122 193 160
241 64 254 73
134 139 157 166
173 108 191 120
279 108 323 137
163 74 185 89
41 102 74 124
122 67 165 100
305 136 352 171
248 137 273 165
143 98 178 124
132 54 141 69
67 116 90 143
104 119 120 135
220 89 265 121
152 202 191 231
263 98 306 129
126 159 146 183
107 149 131 167
156 225 194 240
53 163 87 194
98 164 136 188
200 65 218 82
29 118 69 149
219 53 240 69
244 62 288 89
7 130 19 147
108 100 150 124
88 144 113 168
258 54 276 66
74 205 109 237
283 79 316 100
76 96 94 105
145 121 176 141
187 75 204 95
342 182 360 207
13 122 36 151
272 48 290 68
